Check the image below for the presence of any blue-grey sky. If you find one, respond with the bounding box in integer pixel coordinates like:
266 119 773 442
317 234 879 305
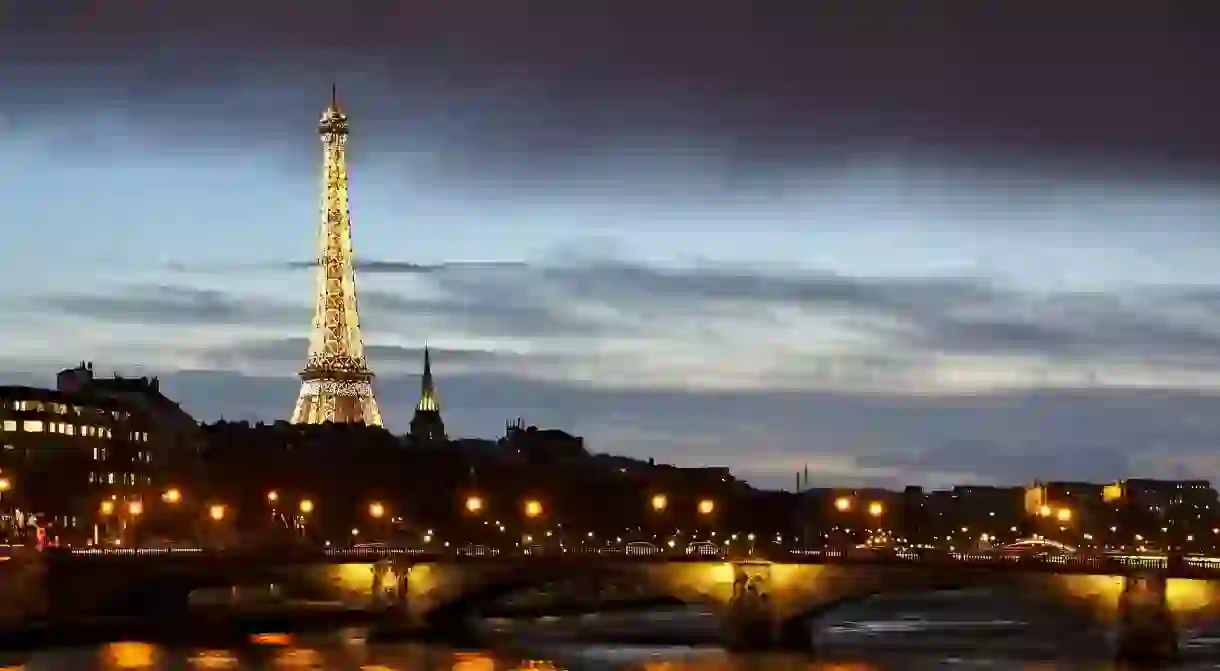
2 1 1219 489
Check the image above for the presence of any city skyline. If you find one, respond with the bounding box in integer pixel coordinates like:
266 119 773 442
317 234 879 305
1 3 1218 489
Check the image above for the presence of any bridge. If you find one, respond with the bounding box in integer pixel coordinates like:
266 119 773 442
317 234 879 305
2 546 1216 662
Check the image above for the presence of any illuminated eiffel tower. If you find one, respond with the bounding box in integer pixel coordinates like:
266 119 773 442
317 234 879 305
290 87 383 426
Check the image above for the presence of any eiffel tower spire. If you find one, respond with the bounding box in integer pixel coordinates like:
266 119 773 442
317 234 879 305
290 90 382 426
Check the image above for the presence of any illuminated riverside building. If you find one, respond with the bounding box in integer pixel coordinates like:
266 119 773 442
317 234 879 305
0 385 154 525
0 363 196 536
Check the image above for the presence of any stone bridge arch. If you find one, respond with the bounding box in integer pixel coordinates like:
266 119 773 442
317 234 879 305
41 557 352 620
764 564 1134 631
399 559 694 628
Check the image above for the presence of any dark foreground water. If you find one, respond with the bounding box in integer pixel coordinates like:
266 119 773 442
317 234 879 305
7 590 1220 669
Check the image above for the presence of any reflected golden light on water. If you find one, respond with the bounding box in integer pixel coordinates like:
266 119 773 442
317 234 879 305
274 647 323 669
189 650 239 670
451 651 497 671
251 632 293 646
102 642 157 669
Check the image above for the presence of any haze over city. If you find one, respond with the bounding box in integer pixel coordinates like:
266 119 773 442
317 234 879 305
1 2 1217 489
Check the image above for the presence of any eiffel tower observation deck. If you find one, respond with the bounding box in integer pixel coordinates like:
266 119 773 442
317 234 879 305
290 88 383 426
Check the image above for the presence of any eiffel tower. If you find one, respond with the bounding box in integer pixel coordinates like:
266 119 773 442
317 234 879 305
290 87 383 426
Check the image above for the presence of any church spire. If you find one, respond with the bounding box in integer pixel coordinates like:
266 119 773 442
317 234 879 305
415 345 439 412
410 344 446 444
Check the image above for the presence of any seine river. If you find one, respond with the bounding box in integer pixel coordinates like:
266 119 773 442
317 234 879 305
6 591 1220 669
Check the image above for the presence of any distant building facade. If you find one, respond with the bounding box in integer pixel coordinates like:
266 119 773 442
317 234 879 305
0 363 199 538
0 385 156 524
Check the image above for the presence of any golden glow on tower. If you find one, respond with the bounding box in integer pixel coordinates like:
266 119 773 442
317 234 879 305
290 88 383 426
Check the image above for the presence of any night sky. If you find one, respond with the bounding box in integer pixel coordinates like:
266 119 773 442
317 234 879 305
1 2 1218 489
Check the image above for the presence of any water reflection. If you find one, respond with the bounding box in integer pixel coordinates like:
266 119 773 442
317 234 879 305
188 650 240 669
101 642 156 669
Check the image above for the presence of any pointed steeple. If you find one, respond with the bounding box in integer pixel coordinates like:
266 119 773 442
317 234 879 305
415 345 439 412
410 343 446 444
422 344 434 394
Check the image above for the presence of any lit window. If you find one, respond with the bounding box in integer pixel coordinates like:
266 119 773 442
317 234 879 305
107 473 114 484
23 420 43 432
63 424 75 436
1 420 15 432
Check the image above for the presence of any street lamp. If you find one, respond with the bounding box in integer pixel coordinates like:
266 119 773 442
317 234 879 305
299 499 314 514
368 502 385 519
651 494 668 512
698 499 715 515
466 496 484 514
209 504 226 521
100 500 116 516
0 477 10 493
267 491 279 504
128 501 143 516
161 488 181 504
834 496 852 512
524 500 543 518
867 501 884 517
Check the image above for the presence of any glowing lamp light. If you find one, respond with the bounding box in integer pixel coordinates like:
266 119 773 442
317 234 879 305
651 494 668 512
162 488 181 504
1039 505 1052 518
209 504 226 521
834 497 852 512
368 502 385 519
128 501 143 516
0 477 10 493
698 499 715 515
1056 508 1072 522
466 496 484 514
867 501 884 517
267 491 279 504
524 500 543 518
299 499 314 514
100 500 115 516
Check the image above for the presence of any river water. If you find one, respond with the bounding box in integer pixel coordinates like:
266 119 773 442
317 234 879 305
6 590 1220 669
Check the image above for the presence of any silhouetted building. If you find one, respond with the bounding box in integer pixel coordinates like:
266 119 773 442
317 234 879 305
502 418 587 463
57 362 199 452
409 347 446 445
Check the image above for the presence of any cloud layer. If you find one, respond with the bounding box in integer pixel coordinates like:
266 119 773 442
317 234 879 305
18 254 1220 489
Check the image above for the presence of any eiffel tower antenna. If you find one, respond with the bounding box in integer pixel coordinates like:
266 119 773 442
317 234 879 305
290 90 383 426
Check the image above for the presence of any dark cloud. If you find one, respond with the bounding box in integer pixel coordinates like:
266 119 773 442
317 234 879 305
401 260 1220 367
201 337 513 370
53 262 1220 370
360 289 610 340
2 1 1216 179
41 285 307 326
285 260 527 274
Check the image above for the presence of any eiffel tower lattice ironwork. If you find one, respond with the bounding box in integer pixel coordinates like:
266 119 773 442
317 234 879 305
290 88 383 426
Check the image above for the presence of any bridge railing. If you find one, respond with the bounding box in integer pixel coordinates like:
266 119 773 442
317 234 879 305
48 545 1220 574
